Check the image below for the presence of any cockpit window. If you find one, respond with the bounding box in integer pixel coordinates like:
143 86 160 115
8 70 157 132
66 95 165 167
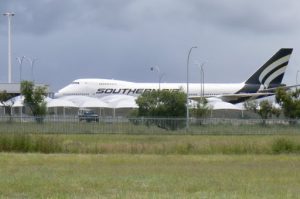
72 82 80 84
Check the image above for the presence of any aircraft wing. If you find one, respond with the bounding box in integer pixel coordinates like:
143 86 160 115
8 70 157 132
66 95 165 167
218 92 274 102
189 92 274 103
258 84 300 93
189 84 299 103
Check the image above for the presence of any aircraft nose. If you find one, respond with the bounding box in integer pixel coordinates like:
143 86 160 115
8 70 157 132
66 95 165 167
54 92 62 98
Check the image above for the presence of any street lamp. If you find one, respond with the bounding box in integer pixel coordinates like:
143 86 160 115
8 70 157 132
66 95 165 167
26 57 38 82
296 70 300 90
200 62 205 98
186 46 197 130
16 56 26 83
3 12 15 83
195 61 206 98
150 66 165 90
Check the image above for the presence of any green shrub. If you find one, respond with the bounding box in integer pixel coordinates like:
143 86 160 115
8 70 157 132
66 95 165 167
272 138 295 154
174 143 194 154
0 134 63 153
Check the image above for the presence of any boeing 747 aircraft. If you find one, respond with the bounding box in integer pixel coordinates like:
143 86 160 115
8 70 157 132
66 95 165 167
55 48 294 104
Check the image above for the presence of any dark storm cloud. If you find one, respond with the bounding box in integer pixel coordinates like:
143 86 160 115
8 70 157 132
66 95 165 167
0 0 299 90
1 1 72 34
189 0 300 34
7 0 166 34
1 0 137 35
2 0 299 35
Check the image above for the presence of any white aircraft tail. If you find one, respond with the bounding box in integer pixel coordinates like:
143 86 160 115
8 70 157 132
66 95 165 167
244 48 293 89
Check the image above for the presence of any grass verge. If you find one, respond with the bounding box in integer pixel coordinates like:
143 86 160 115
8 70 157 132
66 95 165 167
1 134 300 154
0 153 299 198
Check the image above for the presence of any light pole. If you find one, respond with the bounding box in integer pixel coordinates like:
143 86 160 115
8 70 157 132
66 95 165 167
26 57 38 82
150 66 165 90
186 46 197 130
195 61 206 98
200 62 205 98
16 56 26 83
3 12 15 83
297 70 300 90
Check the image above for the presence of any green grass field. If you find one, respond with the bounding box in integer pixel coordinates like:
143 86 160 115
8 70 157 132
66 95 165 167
1 134 300 198
1 133 300 154
0 153 300 198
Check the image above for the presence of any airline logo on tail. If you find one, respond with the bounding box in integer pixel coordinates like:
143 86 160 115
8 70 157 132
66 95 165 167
242 48 293 90
259 54 291 89
221 48 294 104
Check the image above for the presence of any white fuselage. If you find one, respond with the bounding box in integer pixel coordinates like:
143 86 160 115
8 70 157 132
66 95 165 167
55 78 245 98
54 49 293 104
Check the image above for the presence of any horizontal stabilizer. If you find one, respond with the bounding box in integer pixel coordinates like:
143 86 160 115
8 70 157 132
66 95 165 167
189 92 274 104
258 84 300 93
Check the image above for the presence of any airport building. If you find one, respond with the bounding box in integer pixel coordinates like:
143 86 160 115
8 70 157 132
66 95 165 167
0 83 51 97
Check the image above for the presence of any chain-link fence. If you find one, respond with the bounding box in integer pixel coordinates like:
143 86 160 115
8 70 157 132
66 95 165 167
0 115 299 135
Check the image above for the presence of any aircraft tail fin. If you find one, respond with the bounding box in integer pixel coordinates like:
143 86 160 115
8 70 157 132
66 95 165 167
245 48 293 89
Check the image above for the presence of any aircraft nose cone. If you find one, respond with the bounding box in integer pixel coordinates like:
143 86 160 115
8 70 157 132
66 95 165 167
54 92 62 98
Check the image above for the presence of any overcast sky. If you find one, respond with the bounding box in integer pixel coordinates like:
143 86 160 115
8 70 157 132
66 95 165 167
0 0 300 91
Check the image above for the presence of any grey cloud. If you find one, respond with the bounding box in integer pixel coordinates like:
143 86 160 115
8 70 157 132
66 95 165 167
1 0 138 35
1 0 76 35
0 0 299 90
189 0 300 34
3 0 300 36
